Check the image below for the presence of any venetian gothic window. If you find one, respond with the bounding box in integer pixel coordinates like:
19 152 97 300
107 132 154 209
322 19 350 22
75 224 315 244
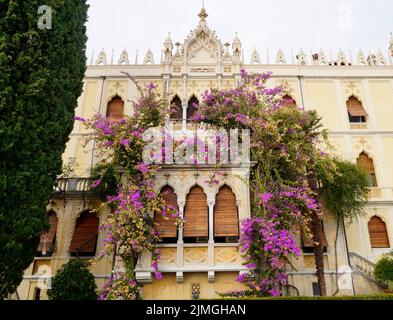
154 186 179 243
281 95 297 108
69 210 99 257
214 185 239 243
187 96 199 121
36 211 58 257
368 216 390 248
106 96 124 120
356 152 377 187
346 96 367 123
170 95 183 120
184 186 208 243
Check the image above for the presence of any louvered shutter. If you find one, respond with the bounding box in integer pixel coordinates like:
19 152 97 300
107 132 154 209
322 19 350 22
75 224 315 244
37 212 58 255
357 153 377 187
155 186 178 238
368 216 390 248
184 186 208 238
106 97 124 120
214 186 239 237
347 97 368 117
69 211 99 255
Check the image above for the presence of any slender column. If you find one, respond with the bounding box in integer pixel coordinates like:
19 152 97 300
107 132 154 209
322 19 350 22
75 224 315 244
177 200 185 271
207 200 215 244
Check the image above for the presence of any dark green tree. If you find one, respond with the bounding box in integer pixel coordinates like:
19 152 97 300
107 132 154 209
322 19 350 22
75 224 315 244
48 259 97 300
0 0 88 298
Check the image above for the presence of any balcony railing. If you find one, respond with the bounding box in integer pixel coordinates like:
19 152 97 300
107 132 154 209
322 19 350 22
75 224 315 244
52 177 94 195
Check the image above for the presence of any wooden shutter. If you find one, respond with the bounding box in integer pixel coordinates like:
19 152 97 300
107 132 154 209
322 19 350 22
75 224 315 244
282 95 297 108
184 186 208 238
347 96 368 117
170 96 183 120
357 153 377 187
37 212 58 255
69 211 99 255
368 216 390 248
214 186 239 237
301 222 328 248
106 96 124 120
187 96 199 120
154 186 178 238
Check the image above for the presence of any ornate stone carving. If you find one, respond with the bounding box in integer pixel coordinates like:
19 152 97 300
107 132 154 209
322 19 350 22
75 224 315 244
95 49 107 65
215 247 239 264
159 248 177 264
184 248 208 264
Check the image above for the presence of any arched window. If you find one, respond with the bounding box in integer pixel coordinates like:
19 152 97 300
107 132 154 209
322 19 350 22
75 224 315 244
37 211 58 257
154 186 178 243
281 95 297 108
346 96 367 123
106 96 124 120
368 216 390 248
69 211 99 257
184 186 208 243
356 152 377 187
214 185 239 243
187 96 199 120
170 95 183 120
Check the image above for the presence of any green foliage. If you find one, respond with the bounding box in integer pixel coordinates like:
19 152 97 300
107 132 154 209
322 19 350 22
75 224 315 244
374 252 393 283
319 159 370 223
48 260 97 300
0 0 88 298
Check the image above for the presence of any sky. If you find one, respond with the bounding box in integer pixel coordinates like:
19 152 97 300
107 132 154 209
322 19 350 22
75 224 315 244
85 0 393 63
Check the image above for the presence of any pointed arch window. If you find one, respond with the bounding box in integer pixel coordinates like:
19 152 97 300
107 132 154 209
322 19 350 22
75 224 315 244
154 186 178 243
214 185 239 243
69 211 99 257
187 96 199 121
281 95 297 108
106 96 124 120
356 152 377 187
346 96 367 123
184 186 208 243
170 95 183 120
37 211 58 257
368 216 390 248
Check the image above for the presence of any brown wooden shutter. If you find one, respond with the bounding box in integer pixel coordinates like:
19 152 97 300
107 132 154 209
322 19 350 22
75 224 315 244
69 211 99 255
368 216 390 248
187 96 199 120
301 222 328 248
170 96 183 120
184 186 208 238
37 212 58 255
347 96 368 117
154 186 178 238
282 95 297 108
214 185 239 237
357 152 377 187
106 96 124 120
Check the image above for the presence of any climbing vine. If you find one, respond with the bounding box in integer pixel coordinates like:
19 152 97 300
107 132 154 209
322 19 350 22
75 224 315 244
77 69 366 299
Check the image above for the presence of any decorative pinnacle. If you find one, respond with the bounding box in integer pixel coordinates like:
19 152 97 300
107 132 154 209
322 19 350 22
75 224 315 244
198 7 208 21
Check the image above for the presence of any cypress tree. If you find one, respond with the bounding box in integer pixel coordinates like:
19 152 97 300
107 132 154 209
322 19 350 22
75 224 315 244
0 0 88 298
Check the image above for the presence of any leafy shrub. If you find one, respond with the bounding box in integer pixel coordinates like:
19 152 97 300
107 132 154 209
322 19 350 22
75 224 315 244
48 260 97 300
374 253 393 283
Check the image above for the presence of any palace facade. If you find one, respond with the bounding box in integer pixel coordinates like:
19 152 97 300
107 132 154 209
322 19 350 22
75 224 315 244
16 8 393 300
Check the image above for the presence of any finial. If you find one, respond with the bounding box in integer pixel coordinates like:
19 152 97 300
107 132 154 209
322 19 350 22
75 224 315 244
198 5 208 21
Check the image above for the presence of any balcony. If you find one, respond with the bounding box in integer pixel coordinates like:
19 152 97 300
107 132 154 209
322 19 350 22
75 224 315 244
52 177 94 197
